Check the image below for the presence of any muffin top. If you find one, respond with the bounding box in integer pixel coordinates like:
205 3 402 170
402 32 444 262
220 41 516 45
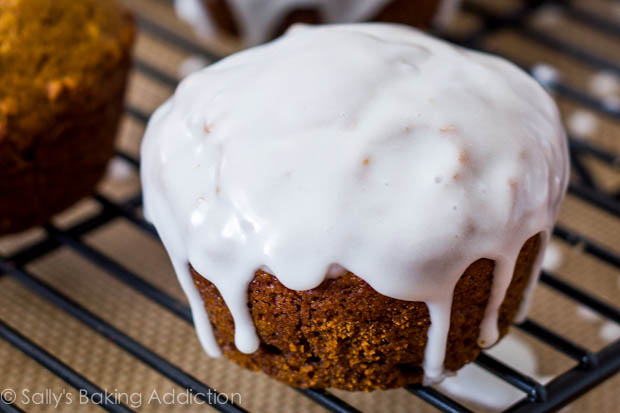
141 24 569 381
0 0 134 161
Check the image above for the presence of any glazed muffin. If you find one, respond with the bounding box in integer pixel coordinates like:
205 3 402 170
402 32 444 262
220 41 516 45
175 0 460 45
141 24 569 390
0 0 135 234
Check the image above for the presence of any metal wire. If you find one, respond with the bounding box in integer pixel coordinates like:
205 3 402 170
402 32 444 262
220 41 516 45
0 396 26 413
0 321 134 413
0 0 619 412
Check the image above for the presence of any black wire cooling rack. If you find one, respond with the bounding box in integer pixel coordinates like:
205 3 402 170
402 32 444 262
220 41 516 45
1 1 619 412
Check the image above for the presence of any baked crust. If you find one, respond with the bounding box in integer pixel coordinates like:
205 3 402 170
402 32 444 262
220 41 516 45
0 0 135 233
192 234 541 390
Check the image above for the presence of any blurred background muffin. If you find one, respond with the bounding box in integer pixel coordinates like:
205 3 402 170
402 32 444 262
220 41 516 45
175 0 461 46
0 0 135 234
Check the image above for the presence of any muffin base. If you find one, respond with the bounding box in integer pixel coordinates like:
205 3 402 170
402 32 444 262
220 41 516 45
191 234 541 391
0 59 130 234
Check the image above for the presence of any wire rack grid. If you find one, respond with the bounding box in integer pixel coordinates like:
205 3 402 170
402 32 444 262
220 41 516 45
0 0 619 412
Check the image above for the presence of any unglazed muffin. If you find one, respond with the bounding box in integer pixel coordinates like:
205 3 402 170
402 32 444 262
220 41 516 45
141 24 569 390
0 0 135 234
175 0 461 45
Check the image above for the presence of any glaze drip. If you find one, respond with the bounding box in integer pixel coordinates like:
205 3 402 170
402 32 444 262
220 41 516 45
140 24 569 383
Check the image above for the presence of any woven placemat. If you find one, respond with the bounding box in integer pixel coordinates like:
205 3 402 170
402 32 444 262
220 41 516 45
0 0 619 411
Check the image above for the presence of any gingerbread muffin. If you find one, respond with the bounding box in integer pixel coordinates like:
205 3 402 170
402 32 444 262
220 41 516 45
141 24 569 390
0 0 135 234
175 0 461 45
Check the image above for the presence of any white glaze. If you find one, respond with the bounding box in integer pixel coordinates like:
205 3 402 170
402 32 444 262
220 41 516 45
531 63 560 89
600 321 620 343
438 334 552 411
141 24 569 382
576 305 602 322
588 71 619 99
178 55 211 78
174 0 215 38
432 0 462 29
567 110 598 138
541 242 562 272
174 0 458 45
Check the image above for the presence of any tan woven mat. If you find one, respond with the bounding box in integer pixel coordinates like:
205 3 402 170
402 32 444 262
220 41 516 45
0 0 619 411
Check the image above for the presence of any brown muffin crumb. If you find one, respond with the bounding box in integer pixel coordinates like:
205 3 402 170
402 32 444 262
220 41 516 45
0 0 135 233
201 0 240 37
191 234 541 390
